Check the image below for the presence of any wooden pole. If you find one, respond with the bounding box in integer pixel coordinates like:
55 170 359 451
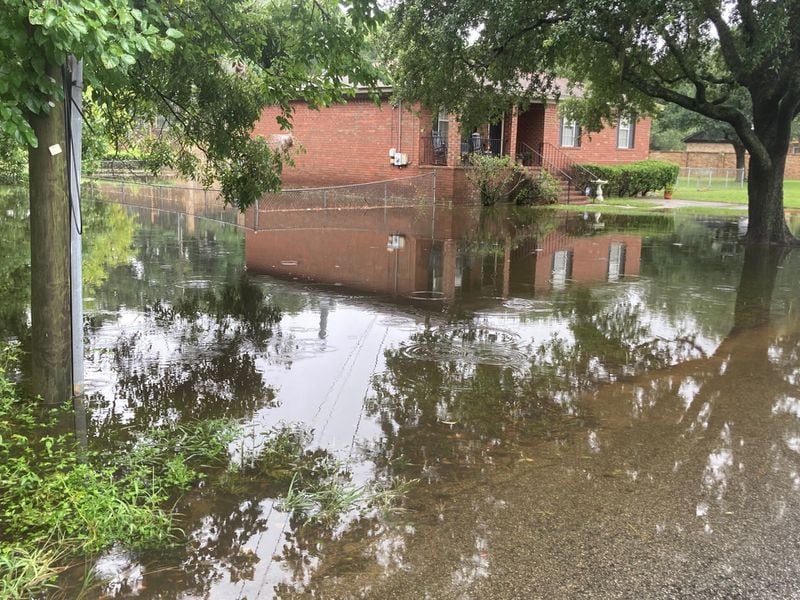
28 62 72 403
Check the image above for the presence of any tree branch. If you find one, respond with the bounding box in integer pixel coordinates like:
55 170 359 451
700 0 747 84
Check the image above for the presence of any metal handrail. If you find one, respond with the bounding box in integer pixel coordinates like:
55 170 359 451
517 142 574 183
515 142 575 203
539 142 598 183
421 134 448 166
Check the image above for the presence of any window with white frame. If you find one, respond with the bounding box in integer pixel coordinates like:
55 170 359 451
607 242 626 282
617 116 635 149
434 108 449 141
552 250 573 289
560 118 581 148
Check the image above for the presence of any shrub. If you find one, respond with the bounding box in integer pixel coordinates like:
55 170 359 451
513 169 561 205
573 160 679 198
465 154 519 206
466 154 563 206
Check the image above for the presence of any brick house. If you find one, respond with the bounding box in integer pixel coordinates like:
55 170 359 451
254 87 652 201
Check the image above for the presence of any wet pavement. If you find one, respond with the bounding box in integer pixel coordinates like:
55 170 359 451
3 186 800 598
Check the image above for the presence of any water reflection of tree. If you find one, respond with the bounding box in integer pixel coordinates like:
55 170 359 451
269 245 800 598
87 347 275 446
0 189 31 341
0 191 137 342
145 275 282 349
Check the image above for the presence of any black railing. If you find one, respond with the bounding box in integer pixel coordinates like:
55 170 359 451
538 142 598 187
515 141 599 204
420 134 448 166
460 137 503 162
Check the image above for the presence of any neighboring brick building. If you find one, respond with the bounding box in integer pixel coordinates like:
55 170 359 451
254 89 652 200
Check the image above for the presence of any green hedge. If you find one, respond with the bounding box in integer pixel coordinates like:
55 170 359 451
574 160 679 198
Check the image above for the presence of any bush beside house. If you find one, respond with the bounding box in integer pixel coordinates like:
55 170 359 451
574 160 679 198
466 155 560 206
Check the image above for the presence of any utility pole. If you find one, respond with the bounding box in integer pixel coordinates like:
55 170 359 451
29 62 71 404
68 57 84 397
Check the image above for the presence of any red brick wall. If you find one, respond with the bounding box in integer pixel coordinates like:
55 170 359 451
648 151 684 165
517 104 545 151
255 98 424 187
541 104 651 164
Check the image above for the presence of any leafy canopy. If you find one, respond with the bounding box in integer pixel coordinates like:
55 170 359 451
1 0 383 208
389 0 800 163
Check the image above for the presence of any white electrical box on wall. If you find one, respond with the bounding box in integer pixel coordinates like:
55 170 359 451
389 148 396 157
393 153 409 166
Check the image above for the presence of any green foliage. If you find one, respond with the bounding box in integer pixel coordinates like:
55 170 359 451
235 426 413 526
1 0 384 207
513 169 560 206
0 136 27 184
466 154 562 206
0 343 241 596
573 161 679 198
465 154 519 206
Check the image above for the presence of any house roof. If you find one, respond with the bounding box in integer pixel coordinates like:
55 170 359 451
350 76 583 102
683 130 732 144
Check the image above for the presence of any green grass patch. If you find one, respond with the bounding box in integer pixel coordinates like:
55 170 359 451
669 179 800 207
0 343 414 597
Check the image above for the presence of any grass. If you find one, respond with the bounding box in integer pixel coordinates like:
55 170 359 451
0 342 241 597
0 343 417 597
665 179 800 207
553 180 800 212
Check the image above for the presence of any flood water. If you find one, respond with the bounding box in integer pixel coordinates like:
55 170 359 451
4 187 800 598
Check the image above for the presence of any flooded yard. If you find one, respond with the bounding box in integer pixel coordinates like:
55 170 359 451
3 187 800 598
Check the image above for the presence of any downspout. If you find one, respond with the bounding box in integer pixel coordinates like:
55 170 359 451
500 115 505 156
398 100 402 154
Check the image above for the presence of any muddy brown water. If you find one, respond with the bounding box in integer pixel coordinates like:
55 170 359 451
4 190 800 598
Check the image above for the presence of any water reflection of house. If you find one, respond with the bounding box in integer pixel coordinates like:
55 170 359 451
245 207 642 300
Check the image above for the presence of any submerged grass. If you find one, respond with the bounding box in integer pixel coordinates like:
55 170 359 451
0 345 416 596
0 344 240 597
554 198 747 217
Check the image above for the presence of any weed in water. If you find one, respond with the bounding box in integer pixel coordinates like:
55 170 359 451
0 344 242 596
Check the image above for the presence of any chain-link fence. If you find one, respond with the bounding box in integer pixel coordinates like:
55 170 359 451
87 178 242 227
258 173 436 211
677 167 746 189
88 172 438 231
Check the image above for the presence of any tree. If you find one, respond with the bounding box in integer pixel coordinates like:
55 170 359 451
389 0 800 245
0 0 381 402
651 101 748 171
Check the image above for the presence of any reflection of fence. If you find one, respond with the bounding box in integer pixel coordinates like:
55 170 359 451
678 167 745 189
87 178 243 227
89 172 438 231
257 173 436 212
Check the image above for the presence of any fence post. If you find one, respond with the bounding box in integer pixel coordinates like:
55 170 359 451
323 190 327 209
254 199 259 230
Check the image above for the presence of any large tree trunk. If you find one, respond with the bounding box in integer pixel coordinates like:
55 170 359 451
27 63 73 404
732 244 785 331
745 149 795 245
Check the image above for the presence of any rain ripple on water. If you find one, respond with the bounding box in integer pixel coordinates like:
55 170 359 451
398 325 529 370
